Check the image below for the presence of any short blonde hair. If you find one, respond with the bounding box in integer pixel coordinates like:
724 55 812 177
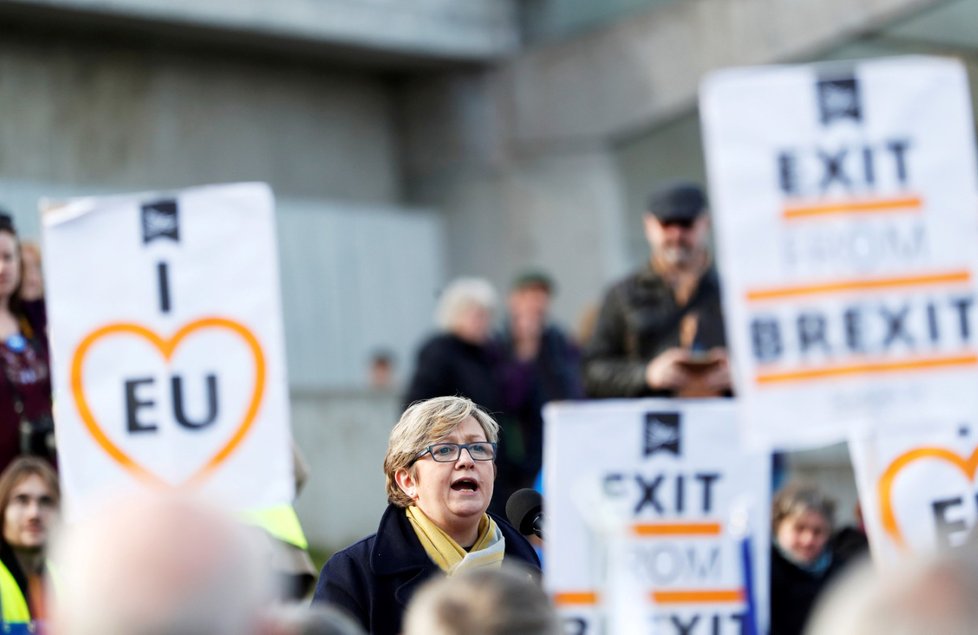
435 278 497 331
384 396 500 508
772 481 835 532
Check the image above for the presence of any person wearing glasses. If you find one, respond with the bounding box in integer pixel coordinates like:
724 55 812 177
312 396 540 635
583 182 731 398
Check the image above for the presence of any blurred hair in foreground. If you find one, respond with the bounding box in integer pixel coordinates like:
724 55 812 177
50 493 274 635
263 604 365 635
402 563 559 635
806 550 978 635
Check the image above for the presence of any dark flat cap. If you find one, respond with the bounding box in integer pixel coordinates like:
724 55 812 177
511 270 554 293
646 182 707 223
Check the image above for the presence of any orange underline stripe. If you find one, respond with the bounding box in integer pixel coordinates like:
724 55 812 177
782 195 922 219
746 270 971 301
632 522 722 536
553 591 598 606
652 589 744 604
555 588 745 606
756 354 978 384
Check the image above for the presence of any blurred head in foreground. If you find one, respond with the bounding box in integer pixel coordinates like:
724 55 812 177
807 552 978 635
51 493 273 635
402 564 559 635
263 604 365 635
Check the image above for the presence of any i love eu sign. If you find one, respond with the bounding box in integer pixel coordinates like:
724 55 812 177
43 183 294 519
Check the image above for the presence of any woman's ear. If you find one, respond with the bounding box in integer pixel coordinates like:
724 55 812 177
394 467 418 500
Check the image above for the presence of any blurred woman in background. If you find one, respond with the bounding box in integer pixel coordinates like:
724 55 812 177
0 214 54 474
403 278 501 413
770 482 856 635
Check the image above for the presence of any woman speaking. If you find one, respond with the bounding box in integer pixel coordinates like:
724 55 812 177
312 396 540 635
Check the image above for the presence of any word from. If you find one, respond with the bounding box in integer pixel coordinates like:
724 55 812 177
629 544 722 585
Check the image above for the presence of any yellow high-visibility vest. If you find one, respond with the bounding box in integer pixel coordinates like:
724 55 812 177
239 504 309 549
0 559 31 629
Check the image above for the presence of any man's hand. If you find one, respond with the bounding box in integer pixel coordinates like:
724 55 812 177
699 347 732 393
645 347 694 391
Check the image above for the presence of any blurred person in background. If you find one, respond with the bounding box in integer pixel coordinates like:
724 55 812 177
0 213 54 474
50 493 273 635
493 271 582 504
806 551 978 635
312 397 539 635
18 242 44 303
402 564 560 635
583 182 730 398
368 349 396 391
0 457 59 632
403 278 502 414
770 482 857 635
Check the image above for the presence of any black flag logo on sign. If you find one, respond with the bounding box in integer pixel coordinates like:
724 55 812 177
141 199 180 244
643 412 681 457
816 76 862 126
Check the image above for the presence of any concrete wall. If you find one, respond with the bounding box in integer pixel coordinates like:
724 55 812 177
276 200 445 390
0 32 401 203
399 0 943 330
291 389 401 551
0 28 440 547
505 0 943 147
1 0 519 62
521 0 678 45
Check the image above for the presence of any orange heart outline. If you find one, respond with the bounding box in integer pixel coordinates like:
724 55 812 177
877 445 978 549
69 317 266 487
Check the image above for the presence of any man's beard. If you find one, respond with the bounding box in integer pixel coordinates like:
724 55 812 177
660 243 698 268
12 542 44 556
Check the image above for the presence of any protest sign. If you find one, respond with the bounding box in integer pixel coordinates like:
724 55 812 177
700 56 978 449
43 182 294 519
544 399 769 635
850 419 978 565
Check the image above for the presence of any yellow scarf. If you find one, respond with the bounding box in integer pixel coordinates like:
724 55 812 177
406 506 505 575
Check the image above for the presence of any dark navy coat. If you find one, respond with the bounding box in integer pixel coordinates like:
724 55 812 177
312 503 541 635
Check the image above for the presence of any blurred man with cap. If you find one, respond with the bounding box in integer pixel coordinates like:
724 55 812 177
583 182 731 398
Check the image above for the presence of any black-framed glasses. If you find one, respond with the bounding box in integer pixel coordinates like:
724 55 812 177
413 442 497 464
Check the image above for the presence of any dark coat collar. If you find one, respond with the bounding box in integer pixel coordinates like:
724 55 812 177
369 504 540 576
370 504 431 576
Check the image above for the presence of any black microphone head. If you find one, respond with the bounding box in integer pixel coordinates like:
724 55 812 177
506 488 543 537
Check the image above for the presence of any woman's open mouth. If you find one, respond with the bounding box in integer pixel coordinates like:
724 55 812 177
451 477 479 492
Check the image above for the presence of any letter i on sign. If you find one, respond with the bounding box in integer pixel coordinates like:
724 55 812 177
158 262 171 314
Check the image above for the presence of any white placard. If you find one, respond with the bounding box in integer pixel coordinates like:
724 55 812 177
701 56 978 449
850 419 978 566
43 182 294 519
544 400 770 635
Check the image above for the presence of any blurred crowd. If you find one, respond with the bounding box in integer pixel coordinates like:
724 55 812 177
0 181 967 635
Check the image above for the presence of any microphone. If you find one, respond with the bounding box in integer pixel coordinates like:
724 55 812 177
506 488 544 539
